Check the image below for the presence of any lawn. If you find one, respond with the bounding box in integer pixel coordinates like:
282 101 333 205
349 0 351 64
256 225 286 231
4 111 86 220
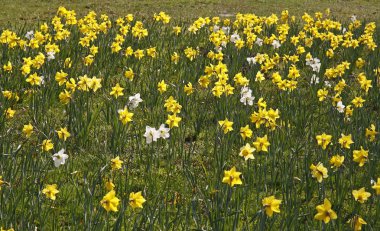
1 0 380 27
0 1 380 230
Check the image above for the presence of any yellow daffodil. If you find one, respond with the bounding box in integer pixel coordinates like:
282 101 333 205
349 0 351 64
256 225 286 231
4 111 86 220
314 198 337 223
0 176 5 189
56 127 71 141
353 147 369 167
338 133 354 149
42 139 54 152
352 187 371 203
240 125 253 140
372 178 380 195
317 88 328 101
157 80 167 94
262 196 281 217
218 118 233 134
222 166 242 187
105 180 115 191
166 114 182 128
351 96 365 108
239 143 255 161
124 68 135 81
365 124 378 142
110 156 123 170
310 162 328 183
316 133 332 150
22 123 34 138
329 155 344 169
110 83 124 99
348 215 367 231
118 107 134 125
129 191 146 209
42 184 59 200
100 190 120 212
252 135 270 152
184 82 194 95
59 90 72 105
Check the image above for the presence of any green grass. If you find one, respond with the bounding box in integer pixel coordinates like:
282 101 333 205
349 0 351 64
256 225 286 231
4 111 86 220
1 0 380 27
0 3 380 231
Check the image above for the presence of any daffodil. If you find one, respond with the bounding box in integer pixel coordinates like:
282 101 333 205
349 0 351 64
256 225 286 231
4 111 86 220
239 143 255 161
353 147 369 167
42 139 54 152
118 107 134 125
317 88 328 101
56 127 71 141
372 178 380 195
110 83 124 99
100 190 120 212
166 114 182 128
314 198 337 224
252 135 270 152
310 162 328 183
52 149 69 167
218 118 233 134
124 68 135 81
365 124 378 141
55 70 68 86
329 155 344 169
59 90 72 104
105 180 115 191
262 196 281 217
26 73 42 86
22 123 34 138
128 93 143 109
157 80 167 94
0 176 5 189
240 125 253 140
222 166 242 187
348 215 367 231
110 156 123 170
42 184 59 200
5 108 15 119
352 188 371 203
144 126 160 144
316 133 332 150
184 82 194 95
351 96 365 108
338 133 354 149
129 191 146 209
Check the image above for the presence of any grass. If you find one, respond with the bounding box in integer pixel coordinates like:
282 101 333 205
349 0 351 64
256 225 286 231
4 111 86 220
0 2 380 231
1 0 380 27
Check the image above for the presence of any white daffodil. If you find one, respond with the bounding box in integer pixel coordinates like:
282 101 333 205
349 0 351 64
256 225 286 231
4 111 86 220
272 40 281 49
255 37 263 46
221 26 230 35
128 93 143 109
47 52 56 61
336 101 345 113
52 149 69 167
230 32 240 43
240 87 255 106
306 57 321 73
247 57 257 65
311 74 319 84
25 30 34 40
144 126 160 144
158 124 170 139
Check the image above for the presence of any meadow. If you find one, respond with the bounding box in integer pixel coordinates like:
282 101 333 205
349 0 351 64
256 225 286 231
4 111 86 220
0 3 380 230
